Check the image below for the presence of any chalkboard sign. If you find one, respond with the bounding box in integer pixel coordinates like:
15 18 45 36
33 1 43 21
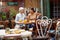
7 2 18 6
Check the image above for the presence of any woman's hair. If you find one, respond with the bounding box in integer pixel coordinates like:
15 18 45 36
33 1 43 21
30 8 35 12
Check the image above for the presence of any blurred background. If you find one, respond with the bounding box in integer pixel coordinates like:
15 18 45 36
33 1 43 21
0 0 60 29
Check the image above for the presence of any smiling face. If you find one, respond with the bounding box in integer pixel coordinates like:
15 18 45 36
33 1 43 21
20 9 24 13
19 7 25 14
29 8 35 14
30 9 34 14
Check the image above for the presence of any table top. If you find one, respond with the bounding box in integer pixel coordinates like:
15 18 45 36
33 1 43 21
0 29 32 37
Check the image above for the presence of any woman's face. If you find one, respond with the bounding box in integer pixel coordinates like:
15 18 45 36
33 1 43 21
20 9 24 13
30 9 34 13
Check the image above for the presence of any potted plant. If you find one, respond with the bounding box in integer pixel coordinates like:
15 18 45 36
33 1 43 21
10 8 18 19
2 12 6 21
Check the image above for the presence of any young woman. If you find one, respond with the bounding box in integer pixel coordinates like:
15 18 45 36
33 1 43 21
27 8 42 29
26 8 42 37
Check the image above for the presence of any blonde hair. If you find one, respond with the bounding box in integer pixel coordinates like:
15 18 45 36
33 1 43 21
19 7 24 11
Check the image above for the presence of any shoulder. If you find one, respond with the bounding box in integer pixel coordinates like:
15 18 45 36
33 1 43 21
35 13 41 15
28 13 31 16
34 13 37 14
16 13 20 16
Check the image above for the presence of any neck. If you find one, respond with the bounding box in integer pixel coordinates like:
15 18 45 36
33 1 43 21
31 13 34 15
20 12 23 14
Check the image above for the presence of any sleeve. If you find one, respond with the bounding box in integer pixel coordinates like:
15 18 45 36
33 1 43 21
15 14 20 23
37 13 42 19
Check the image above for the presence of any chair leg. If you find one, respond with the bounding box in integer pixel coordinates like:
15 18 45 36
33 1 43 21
0 38 3 40
22 38 28 40
29 36 32 40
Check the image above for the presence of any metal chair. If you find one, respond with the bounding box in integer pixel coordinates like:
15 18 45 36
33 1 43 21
56 19 60 40
35 16 52 40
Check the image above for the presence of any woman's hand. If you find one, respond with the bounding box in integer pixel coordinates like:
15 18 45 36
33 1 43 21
16 22 24 24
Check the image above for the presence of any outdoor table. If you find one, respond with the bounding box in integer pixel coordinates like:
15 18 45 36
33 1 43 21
0 29 32 40
11 20 36 28
0 20 36 29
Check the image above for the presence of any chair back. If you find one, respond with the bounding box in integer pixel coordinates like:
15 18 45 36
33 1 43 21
36 16 52 37
56 19 60 34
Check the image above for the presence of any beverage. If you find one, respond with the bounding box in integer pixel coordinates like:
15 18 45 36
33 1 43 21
24 19 27 24
19 20 22 22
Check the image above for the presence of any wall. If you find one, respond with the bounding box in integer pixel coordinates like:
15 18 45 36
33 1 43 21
2 0 24 11
25 0 40 8
43 0 50 18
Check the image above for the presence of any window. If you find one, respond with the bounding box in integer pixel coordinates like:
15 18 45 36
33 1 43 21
50 0 60 18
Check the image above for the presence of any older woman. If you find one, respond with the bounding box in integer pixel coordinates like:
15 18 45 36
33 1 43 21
15 7 26 29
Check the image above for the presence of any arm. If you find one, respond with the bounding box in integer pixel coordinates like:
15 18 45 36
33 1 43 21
36 13 42 19
15 14 20 24
37 13 42 16
15 14 26 24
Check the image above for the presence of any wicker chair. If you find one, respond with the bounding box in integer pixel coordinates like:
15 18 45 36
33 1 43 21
34 16 52 40
56 19 60 40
